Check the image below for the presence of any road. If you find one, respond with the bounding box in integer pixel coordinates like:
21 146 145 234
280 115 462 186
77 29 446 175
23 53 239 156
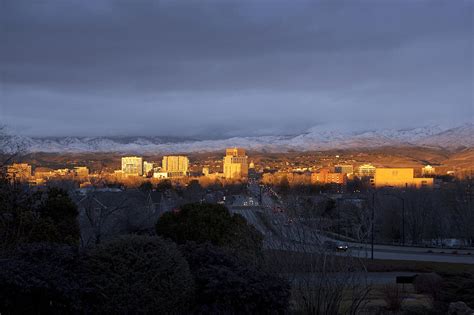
350 246 474 264
228 182 474 265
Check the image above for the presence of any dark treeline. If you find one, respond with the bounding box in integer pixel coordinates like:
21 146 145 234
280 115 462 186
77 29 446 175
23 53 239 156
0 175 290 314
271 176 473 247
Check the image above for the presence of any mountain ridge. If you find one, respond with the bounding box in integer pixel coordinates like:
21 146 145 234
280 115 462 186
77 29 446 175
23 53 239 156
1 123 472 154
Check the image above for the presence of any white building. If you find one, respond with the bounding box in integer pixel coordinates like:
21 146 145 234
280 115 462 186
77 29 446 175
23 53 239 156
357 164 376 177
223 148 248 179
121 156 143 176
143 161 155 177
153 172 169 179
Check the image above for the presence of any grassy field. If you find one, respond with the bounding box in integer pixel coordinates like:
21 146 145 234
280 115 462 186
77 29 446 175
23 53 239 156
363 258 474 274
264 249 474 274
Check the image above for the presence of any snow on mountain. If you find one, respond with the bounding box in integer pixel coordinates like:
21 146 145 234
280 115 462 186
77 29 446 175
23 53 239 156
1 124 472 153
414 123 474 148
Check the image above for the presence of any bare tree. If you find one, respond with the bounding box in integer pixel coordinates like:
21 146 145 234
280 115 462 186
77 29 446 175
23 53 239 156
0 125 28 170
260 204 372 314
77 190 129 246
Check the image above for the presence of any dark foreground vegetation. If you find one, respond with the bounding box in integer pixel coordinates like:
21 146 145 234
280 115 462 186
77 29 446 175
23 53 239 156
0 175 290 314
1 172 473 314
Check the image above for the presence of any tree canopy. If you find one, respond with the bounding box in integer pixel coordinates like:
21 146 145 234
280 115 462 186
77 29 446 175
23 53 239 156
156 203 263 257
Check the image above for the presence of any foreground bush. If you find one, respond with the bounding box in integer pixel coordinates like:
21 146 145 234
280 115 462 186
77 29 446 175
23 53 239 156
0 243 88 314
437 272 474 310
414 273 443 300
83 235 194 314
156 203 263 258
181 242 290 314
0 185 80 252
382 284 404 311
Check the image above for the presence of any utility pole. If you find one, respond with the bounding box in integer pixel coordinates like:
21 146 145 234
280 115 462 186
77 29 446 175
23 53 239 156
401 197 405 246
371 191 375 260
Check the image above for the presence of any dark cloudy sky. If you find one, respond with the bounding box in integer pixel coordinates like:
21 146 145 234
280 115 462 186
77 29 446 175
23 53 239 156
1 0 472 138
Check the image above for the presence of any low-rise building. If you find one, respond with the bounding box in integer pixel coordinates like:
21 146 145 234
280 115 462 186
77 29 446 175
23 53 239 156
334 164 354 175
311 168 347 185
74 166 90 179
421 165 436 176
34 167 55 180
357 164 376 177
375 168 433 188
7 163 32 182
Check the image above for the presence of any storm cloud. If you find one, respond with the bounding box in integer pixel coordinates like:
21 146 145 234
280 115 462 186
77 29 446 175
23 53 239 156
1 0 472 137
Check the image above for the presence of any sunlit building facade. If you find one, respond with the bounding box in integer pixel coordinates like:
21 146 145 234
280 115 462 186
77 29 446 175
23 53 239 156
162 156 189 177
74 166 89 179
334 164 354 175
7 163 32 182
421 165 436 176
223 148 248 179
121 156 143 176
143 161 155 177
311 168 347 185
357 164 376 177
375 168 433 188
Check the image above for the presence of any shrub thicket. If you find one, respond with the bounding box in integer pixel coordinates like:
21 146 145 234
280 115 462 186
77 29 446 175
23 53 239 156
181 242 290 314
0 243 88 314
83 235 194 314
156 203 263 258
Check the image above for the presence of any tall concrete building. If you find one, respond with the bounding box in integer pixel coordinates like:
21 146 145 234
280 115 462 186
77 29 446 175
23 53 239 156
223 148 248 179
162 156 189 177
143 161 155 177
375 168 433 188
121 156 143 176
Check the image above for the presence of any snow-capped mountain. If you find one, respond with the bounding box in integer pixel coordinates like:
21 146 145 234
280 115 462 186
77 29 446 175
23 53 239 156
1 124 472 153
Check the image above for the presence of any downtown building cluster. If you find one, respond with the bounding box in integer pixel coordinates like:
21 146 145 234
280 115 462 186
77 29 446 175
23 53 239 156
117 148 249 180
5 149 441 190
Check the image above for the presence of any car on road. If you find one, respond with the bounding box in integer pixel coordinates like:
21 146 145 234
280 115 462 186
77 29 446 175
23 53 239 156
323 241 349 252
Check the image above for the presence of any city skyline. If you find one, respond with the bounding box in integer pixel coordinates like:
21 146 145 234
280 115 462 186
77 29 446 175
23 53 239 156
1 2 473 312
1 0 472 137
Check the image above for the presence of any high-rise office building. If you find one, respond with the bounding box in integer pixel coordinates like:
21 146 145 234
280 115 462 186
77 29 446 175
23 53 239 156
121 156 143 176
162 156 189 177
143 161 155 177
223 148 248 179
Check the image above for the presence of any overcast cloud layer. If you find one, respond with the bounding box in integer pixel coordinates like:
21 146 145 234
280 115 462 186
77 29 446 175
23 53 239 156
1 0 473 138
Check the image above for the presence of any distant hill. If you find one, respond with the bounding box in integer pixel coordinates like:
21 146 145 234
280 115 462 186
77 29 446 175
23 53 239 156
1 123 472 154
